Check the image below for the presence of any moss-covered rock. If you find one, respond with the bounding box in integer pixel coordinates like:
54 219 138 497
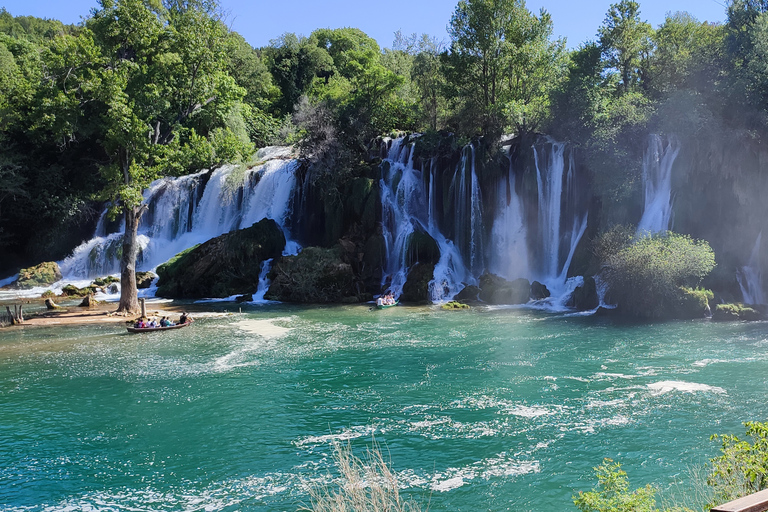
441 301 470 310
135 271 156 289
568 276 599 311
265 246 361 303
14 262 62 289
401 263 435 303
713 303 765 321
673 287 714 319
478 273 530 305
60 284 90 297
156 218 285 299
93 276 119 287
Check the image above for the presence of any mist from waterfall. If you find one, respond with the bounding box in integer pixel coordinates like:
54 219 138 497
637 134 681 235
738 232 766 305
59 149 300 280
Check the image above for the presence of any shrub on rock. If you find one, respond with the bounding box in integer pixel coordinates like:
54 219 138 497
599 231 716 319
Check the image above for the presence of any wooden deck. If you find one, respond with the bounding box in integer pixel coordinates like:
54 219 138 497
711 489 768 512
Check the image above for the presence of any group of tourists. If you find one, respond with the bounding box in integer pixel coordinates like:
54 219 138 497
376 293 396 307
133 312 190 329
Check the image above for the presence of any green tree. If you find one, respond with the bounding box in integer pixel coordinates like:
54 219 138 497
262 33 333 116
444 0 564 135
598 0 653 94
410 35 447 130
64 0 247 313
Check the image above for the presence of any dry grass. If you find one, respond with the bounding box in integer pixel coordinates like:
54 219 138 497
302 441 423 512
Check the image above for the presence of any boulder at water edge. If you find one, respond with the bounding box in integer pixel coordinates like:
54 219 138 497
568 276 599 311
136 271 156 289
712 303 765 321
265 246 362 303
478 273 530 305
156 218 285 299
401 263 436 303
530 281 551 300
12 262 62 289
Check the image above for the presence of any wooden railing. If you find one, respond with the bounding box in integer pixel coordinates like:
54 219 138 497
712 489 768 512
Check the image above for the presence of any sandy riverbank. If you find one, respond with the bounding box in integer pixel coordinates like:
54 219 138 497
2 301 188 328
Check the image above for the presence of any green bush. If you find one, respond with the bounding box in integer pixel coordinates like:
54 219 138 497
573 459 659 512
708 421 768 507
600 231 716 319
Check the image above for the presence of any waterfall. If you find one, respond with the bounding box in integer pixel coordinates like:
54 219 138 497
737 232 765 304
637 134 680 234
532 140 588 294
380 135 588 304
379 138 474 301
488 151 528 281
252 258 274 302
59 148 300 279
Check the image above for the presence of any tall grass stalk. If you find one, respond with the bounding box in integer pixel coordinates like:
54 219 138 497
303 441 423 512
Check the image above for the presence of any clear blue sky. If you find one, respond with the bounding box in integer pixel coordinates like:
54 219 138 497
2 0 729 49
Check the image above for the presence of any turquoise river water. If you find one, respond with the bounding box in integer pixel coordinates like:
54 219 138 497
1 304 767 511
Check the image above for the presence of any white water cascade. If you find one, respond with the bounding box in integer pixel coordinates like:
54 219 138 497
637 134 681 234
59 148 300 281
532 140 589 297
488 151 528 281
380 138 473 301
738 232 766 305
380 136 588 305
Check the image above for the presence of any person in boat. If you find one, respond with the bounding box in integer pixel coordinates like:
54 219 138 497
376 296 385 307
179 312 189 324
160 317 168 327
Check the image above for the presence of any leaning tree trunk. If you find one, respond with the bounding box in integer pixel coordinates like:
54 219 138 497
116 206 142 314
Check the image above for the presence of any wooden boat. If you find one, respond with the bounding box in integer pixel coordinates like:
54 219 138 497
126 322 190 333
376 301 399 310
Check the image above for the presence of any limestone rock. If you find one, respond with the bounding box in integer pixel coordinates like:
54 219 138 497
530 281 551 300
156 218 286 299
401 263 435 303
13 262 62 289
568 276 599 311
455 285 481 303
713 303 765 321
478 273 530 305
136 271 156 289
265 246 361 303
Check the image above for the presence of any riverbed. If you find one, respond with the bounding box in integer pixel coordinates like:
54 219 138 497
1 304 766 511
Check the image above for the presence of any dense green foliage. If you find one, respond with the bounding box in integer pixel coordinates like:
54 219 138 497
573 459 664 512
708 421 768 506
599 231 716 318
576 422 768 512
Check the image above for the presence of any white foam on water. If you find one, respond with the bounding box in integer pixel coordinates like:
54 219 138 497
647 381 726 395
234 318 292 339
294 426 376 447
430 454 540 492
